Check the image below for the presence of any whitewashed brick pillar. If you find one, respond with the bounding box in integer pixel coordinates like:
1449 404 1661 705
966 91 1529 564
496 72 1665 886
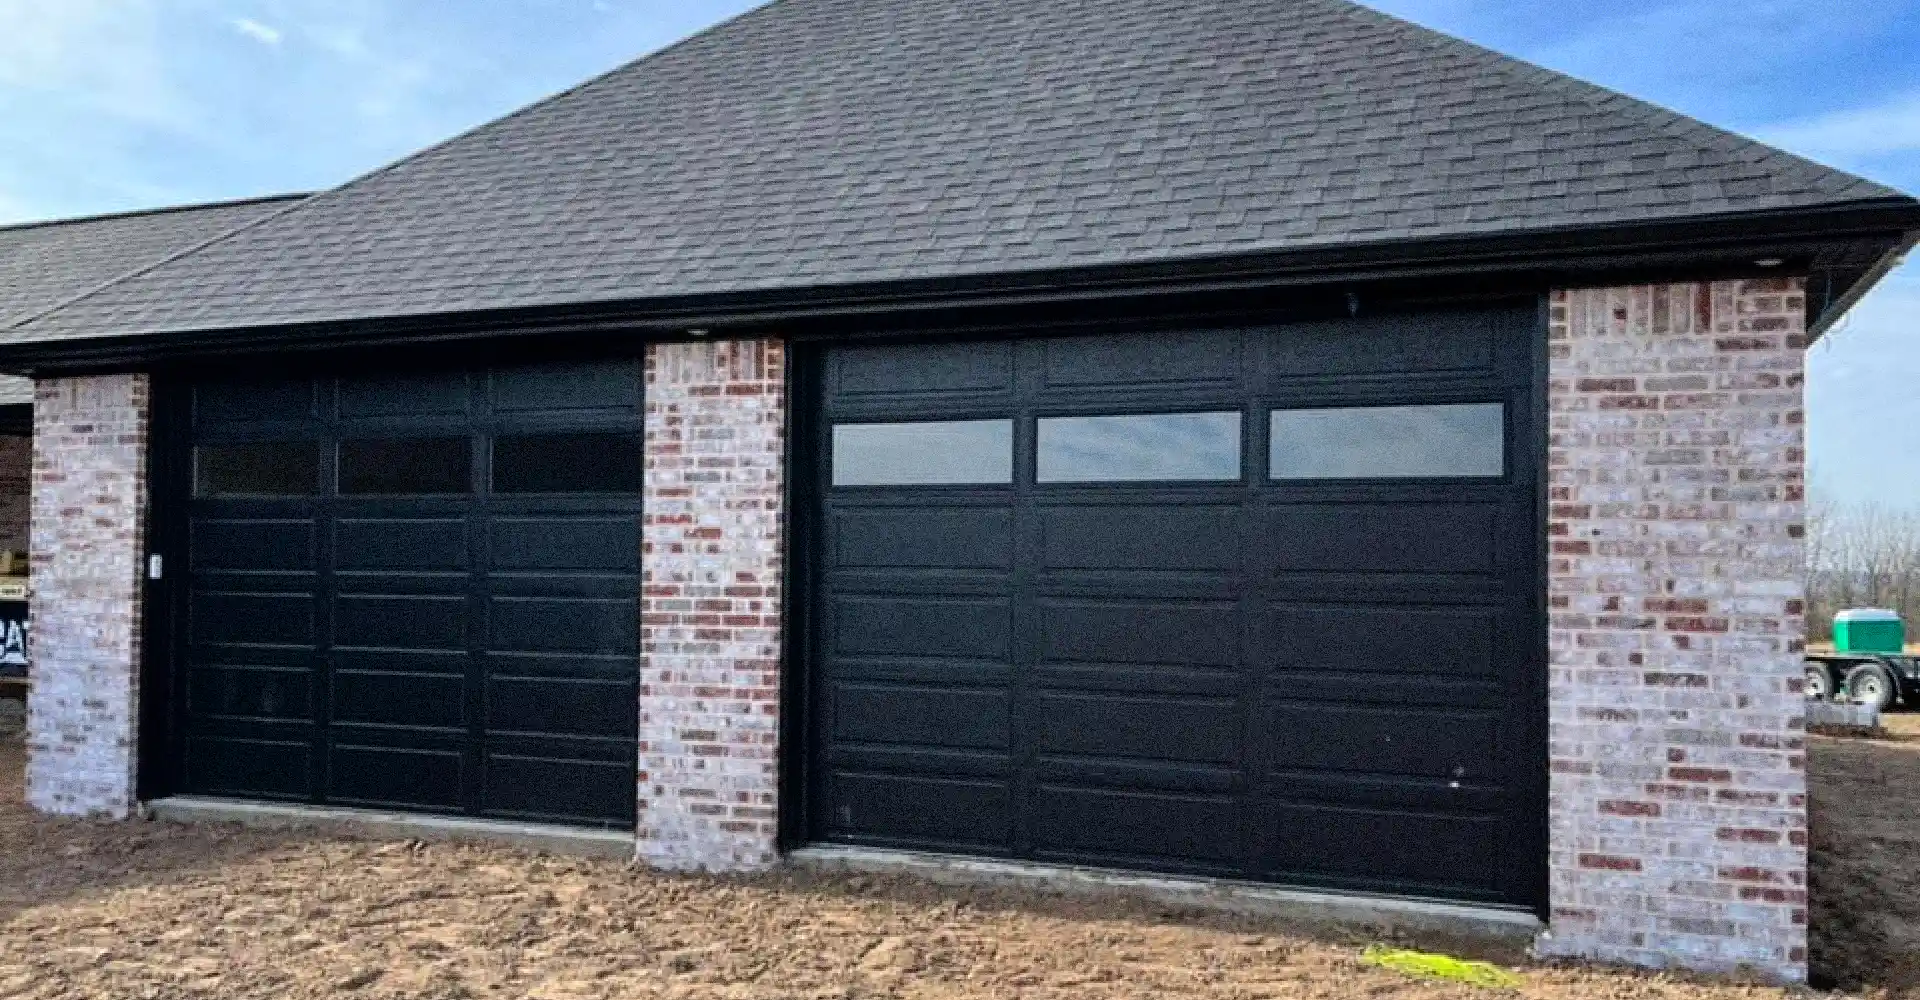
638 339 786 870
1537 280 1807 981
26 374 151 818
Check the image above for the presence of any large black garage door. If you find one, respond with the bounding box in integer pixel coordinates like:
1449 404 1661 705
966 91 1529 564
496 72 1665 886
804 308 1544 908
166 361 643 827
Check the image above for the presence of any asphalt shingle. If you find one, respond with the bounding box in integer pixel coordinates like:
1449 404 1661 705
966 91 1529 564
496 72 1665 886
6 0 1909 344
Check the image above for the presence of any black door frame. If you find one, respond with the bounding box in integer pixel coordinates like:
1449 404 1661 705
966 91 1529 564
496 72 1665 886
778 294 1552 915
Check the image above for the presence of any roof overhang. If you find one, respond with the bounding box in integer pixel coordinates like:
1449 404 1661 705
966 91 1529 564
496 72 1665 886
2 198 1915 375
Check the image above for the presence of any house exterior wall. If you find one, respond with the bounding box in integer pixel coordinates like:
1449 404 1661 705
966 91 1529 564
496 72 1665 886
636 338 787 870
24 374 151 817
1536 280 1808 981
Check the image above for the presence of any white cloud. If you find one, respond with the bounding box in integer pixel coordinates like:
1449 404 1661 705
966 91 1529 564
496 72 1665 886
232 17 284 47
1752 90 1920 161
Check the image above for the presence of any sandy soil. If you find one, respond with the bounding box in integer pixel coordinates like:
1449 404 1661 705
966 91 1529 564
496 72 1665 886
2 724 1917 1000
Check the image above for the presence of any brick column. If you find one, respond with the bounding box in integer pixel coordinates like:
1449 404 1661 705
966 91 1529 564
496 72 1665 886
1537 281 1807 980
638 339 786 871
25 374 151 818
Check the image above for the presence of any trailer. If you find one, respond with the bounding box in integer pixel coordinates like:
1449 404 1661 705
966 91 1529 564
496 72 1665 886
1806 652 1919 711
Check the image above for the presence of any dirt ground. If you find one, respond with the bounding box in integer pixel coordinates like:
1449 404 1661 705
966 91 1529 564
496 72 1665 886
2 723 1917 1000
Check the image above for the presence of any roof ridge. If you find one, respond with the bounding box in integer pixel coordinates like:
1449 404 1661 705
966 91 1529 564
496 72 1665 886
1329 0 1902 203
0 193 309 236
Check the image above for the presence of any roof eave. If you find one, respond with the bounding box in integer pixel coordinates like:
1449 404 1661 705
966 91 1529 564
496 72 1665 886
4 197 1918 374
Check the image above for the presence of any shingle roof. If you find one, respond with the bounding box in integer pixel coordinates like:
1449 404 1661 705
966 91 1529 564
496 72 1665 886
8 0 1911 344
0 195 304 396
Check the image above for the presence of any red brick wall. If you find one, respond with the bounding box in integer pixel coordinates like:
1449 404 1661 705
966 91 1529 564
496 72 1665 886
1537 281 1807 981
638 339 787 870
25 375 150 817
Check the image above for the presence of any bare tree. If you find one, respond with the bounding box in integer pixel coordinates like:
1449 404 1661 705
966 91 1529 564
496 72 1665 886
1806 501 1920 645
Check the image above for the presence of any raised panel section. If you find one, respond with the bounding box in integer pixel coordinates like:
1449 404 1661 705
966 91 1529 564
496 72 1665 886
1262 505 1498 575
328 745 464 809
833 597 1010 661
483 756 634 824
334 519 468 572
194 379 317 424
1260 704 1499 779
1035 693 1238 764
490 517 640 572
486 676 636 738
192 520 315 572
1039 506 1238 571
336 373 469 418
833 508 1012 570
490 597 637 655
1038 600 1238 669
185 737 311 798
1268 314 1496 378
188 665 312 720
1032 787 1241 864
829 772 1012 846
1266 605 1498 679
833 341 1012 397
1042 330 1240 387
333 595 467 650
192 592 315 646
833 684 1010 750
331 670 465 729
490 362 641 412
1258 804 1503 896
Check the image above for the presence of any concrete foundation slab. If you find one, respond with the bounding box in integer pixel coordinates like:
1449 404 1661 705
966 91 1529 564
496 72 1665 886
787 845 1542 941
147 796 636 860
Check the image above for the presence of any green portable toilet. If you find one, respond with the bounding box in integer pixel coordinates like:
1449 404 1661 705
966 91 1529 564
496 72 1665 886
1834 608 1905 654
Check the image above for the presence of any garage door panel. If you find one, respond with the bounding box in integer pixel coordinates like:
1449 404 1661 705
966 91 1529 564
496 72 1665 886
1034 693 1238 764
482 754 634 824
192 592 316 646
1262 505 1500 574
1038 505 1240 572
1258 703 1500 779
1255 803 1504 897
832 508 1013 570
328 744 465 810
490 361 641 413
490 597 637 655
828 772 1013 847
337 372 471 418
831 340 1013 398
1032 786 1242 866
809 317 1542 907
1264 605 1498 679
1041 329 1240 389
331 669 466 729
192 519 316 572
486 676 638 738
1038 600 1239 669
187 664 314 721
490 517 639 572
334 595 467 650
334 519 469 571
185 736 312 799
834 596 1011 660
833 683 1010 750
1267 314 1497 379
177 362 641 825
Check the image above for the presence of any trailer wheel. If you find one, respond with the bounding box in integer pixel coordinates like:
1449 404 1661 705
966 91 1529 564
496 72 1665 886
1803 664 1833 701
1845 662 1898 712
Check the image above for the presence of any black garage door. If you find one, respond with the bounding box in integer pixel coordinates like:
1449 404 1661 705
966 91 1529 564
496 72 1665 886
804 308 1544 908
165 361 643 827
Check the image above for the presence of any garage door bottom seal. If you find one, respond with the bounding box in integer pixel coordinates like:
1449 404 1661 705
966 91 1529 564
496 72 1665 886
146 796 635 860
788 845 1541 940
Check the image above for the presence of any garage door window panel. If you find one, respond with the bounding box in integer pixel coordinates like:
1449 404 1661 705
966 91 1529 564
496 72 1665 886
1037 412 1241 483
195 441 321 497
1269 403 1505 480
338 437 472 494
832 419 1012 486
493 432 643 493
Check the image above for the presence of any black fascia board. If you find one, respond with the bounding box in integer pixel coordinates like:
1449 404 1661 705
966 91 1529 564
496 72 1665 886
3 197 1916 375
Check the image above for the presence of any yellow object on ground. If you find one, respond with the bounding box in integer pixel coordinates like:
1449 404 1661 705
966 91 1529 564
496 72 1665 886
1361 945 1524 989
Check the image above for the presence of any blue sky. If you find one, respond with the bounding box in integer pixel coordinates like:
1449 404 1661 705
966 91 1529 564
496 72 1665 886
0 0 1914 507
